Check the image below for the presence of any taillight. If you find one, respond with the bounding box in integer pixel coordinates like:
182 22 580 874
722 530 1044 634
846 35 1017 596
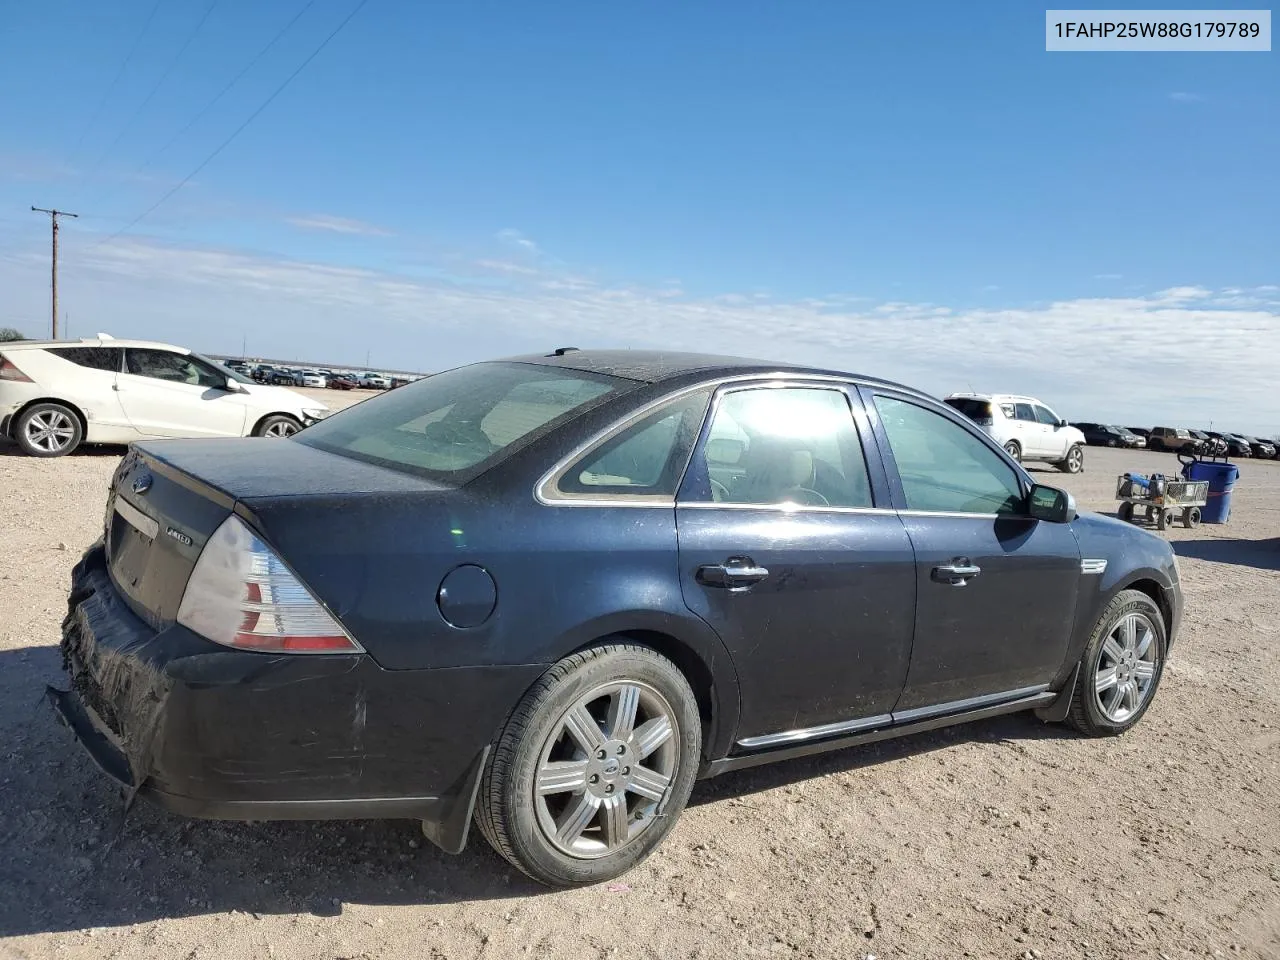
176 515 362 654
0 355 33 382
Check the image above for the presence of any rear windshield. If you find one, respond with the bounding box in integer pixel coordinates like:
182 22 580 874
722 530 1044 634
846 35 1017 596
944 398 993 420
296 361 628 480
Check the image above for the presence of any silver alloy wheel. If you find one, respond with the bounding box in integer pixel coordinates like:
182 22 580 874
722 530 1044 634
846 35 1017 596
1067 446 1084 472
1093 612 1159 722
263 420 299 438
1004 441 1020 461
24 409 76 453
533 680 679 859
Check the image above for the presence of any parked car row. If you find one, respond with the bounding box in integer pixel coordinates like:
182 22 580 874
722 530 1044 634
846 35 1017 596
1124 426 1276 459
222 361 420 391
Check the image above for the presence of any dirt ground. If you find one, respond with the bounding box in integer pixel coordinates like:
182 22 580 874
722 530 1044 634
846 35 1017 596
1 415 1277 960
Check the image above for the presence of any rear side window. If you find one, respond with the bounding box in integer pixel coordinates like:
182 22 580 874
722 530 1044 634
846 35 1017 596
46 346 123 372
1013 403 1036 422
943 398 993 423
551 390 711 499
297 362 628 481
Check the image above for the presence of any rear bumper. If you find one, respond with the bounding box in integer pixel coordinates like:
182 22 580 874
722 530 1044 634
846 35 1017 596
53 544 542 851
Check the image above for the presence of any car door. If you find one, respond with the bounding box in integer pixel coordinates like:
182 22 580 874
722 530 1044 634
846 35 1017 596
864 391 1081 713
41 346 135 435
1033 403 1069 458
1012 402 1046 456
675 381 916 745
117 348 248 439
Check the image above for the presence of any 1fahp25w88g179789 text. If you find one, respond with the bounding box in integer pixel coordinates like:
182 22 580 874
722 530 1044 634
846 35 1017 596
1045 9 1272 51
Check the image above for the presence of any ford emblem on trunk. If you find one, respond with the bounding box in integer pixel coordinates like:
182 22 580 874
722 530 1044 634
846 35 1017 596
131 474 152 495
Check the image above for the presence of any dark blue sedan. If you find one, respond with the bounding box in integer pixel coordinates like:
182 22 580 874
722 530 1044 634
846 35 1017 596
51 350 1183 887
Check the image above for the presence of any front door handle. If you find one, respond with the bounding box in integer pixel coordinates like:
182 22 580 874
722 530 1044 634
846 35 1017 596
932 559 982 585
696 556 770 589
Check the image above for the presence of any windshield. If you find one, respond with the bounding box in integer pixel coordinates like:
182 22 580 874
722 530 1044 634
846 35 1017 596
296 361 630 480
195 353 255 384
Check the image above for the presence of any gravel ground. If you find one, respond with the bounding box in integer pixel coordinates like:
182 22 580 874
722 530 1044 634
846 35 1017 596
1 423 1277 960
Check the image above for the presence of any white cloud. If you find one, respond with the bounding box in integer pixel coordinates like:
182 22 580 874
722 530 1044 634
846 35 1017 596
9 236 1278 433
474 259 538 276
286 214 392 237
496 228 539 253
1169 92 1206 103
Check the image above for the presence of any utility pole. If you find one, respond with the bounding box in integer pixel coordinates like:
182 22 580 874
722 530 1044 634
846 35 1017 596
31 207 79 339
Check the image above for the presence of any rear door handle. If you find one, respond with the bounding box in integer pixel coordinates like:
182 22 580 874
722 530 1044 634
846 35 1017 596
696 556 770 589
932 559 981 585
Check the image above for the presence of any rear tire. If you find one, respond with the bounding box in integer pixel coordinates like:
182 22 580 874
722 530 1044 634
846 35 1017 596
1066 590 1166 736
254 414 302 438
1184 506 1201 528
1003 440 1021 462
14 402 83 457
475 643 701 888
1157 508 1173 531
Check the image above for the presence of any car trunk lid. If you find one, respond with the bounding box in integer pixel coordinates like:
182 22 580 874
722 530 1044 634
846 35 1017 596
105 438 451 629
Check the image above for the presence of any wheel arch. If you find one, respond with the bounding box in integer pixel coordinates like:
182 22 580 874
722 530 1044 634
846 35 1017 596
558 618 742 767
11 397 89 439
250 411 302 436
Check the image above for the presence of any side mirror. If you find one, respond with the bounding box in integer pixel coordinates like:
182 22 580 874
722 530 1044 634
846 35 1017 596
224 378 246 393
1028 484 1076 523
1057 418 1068 427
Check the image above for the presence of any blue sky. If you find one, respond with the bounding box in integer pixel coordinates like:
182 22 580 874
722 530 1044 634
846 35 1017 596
1 1 1277 430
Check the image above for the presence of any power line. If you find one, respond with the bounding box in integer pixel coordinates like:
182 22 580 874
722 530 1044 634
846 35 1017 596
97 0 317 206
69 0 166 158
78 0 223 197
91 0 371 250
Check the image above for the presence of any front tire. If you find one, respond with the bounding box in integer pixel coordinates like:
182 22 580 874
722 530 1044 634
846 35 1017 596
1066 590 1166 736
475 643 701 888
1059 443 1084 474
254 414 302 438
15 402 83 457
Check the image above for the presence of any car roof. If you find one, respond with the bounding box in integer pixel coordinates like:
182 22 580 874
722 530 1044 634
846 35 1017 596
944 392 1041 403
2 335 194 353
505 348 922 394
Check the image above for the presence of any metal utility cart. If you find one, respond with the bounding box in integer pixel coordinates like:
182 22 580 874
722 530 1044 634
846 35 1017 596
1115 473 1209 531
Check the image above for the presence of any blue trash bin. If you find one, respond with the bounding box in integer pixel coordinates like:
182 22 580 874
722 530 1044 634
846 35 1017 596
1181 460 1240 523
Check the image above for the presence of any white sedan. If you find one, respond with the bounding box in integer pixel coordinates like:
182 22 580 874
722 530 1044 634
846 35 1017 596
0 335 329 457
296 372 328 388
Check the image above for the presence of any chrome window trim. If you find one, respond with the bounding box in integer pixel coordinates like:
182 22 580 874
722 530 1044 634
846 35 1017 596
737 713 893 750
677 501 894 517
534 372 862 508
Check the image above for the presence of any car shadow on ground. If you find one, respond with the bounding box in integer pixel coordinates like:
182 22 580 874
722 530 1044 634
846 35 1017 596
2 642 1073 936
0 440 126 458
1172 538 1280 571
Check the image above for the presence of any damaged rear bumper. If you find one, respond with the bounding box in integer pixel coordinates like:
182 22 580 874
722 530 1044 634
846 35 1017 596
52 544 542 853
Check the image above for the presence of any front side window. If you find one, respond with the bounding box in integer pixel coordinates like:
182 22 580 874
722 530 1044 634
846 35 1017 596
1033 404 1059 425
47 346 124 372
552 390 711 499
686 387 872 508
298 361 627 480
873 396 1024 515
125 349 225 388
